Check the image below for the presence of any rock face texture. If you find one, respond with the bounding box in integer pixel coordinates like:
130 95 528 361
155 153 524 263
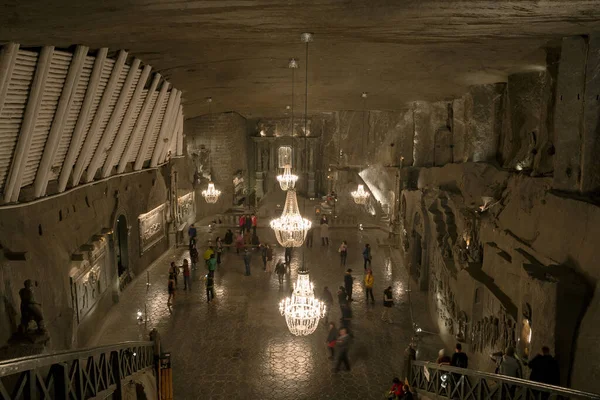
2 2 600 117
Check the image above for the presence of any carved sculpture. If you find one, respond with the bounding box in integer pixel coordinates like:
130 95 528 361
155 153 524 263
471 310 517 353
18 280 46 333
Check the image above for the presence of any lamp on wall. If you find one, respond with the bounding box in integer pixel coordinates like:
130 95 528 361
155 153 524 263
351 92 371 205
276 58 299 191
202 97 221 204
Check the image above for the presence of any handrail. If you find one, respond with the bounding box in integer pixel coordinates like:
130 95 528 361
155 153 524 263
0 341 153 376
410 361 600 400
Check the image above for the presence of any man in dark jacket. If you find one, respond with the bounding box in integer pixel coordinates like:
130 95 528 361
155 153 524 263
344 269 354 301
528 346 560 385
451 343 469 368
337 286 347 311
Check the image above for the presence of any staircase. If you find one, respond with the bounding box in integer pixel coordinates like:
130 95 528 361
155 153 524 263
409 361 599 400
0 341 159 399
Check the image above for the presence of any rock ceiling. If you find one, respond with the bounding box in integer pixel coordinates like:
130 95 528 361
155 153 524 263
2 0 600 118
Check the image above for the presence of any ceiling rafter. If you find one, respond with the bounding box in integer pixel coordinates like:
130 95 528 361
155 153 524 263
151 88 180 167
134 81 170 171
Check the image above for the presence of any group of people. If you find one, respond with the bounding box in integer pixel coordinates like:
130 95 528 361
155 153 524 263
436 342 560 386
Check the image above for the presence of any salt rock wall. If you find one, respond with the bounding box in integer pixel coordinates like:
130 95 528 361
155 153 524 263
0 166 172 349
185 112 249 216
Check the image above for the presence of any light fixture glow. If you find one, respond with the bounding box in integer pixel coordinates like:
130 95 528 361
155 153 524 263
279 271 326 336
270 190 311 247
202 182 221 204
351 184 370 205
277 167 299 191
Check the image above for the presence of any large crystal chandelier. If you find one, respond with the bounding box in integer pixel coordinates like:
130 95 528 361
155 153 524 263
351 184 370 205
279 270 326 336
202 97 221 203
276 59 299 191
270 189 311 247
202 182 221 204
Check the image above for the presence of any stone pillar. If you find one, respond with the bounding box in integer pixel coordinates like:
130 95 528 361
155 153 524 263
307 172 315 198
553 36 587 191
255 171 264 200
465 84 505 163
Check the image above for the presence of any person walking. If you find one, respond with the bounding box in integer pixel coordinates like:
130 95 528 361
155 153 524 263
206 273 215 303
364 269 375 304
451 343 469 368
190 245 199 270
243 248 251 276
337 286 347 311
265 244 274 273
169 262 179 288
251 213 258 235
527 346 560 385
215 237 223 265
224 229 234 250
306 225 314 248
182 259 191 290
382 286 394 323
362 243 372 270
321 220 330 246
333 328 351 372
203 246 214 269
499 347 523 378
326 322 338 360
235 232 244 254
338 241 348 266
344 269 354 301
284 247 292 265
340 302 353 331
322 286 334 322
275 259 286 286
260 244 268 271
207 253 217 277
167 272 176 306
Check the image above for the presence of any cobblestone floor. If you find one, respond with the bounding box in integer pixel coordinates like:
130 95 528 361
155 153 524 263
90 224 444 400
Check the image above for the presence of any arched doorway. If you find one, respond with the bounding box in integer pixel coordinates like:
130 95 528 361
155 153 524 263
115 215 130 290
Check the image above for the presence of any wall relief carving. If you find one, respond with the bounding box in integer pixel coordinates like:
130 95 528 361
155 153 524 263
176 192 195 229
138 204 166 254
471 309 517 353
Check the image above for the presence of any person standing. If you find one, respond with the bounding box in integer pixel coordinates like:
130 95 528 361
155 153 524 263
203 246 214 269
337 286 347 311
206 273 215 303
243 248 251 276
251 213 258 235
499 347 523 378
215 237 223 265
451 343 469 368
244 214 252 233
338 241 348 266
333 327 351 372
284 247 292 265
340 302 353 331
265 244 274 273
344 269 354 301
167 273 176 306
306 225 314 248
326 322 338 360
188 224 197 246
275 259 286 286
388 377 404 400
364 269 375 304
235 232 244 254
362 243 372 270
382 286 394 323
322 286 334 322
224 229 234 249
437 349 451 365
320 215 328 225
321 220 329 246
169 262 179 288
238 215 246 232
207 253 217 277
527 346 560 385
182 259 191 290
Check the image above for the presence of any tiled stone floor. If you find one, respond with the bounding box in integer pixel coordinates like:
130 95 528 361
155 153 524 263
90 225 444 399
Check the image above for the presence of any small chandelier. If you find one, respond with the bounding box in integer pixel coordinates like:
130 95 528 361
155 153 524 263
277 167 298 191
279 270 326 336
351 184 370 205
202 182 221 204
270 189 311 247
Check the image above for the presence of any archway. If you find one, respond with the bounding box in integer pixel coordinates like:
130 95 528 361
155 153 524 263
115 215 130 289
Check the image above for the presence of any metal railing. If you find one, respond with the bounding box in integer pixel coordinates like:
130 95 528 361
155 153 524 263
0 341 154 400
410 361 600 400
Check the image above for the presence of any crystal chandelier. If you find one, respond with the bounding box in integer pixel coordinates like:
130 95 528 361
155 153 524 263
202 182 221 204
202 97 221 203
351 184 370 205
270 189 311 247
276 59 299 191
279 270 326 336
277 167 298 191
